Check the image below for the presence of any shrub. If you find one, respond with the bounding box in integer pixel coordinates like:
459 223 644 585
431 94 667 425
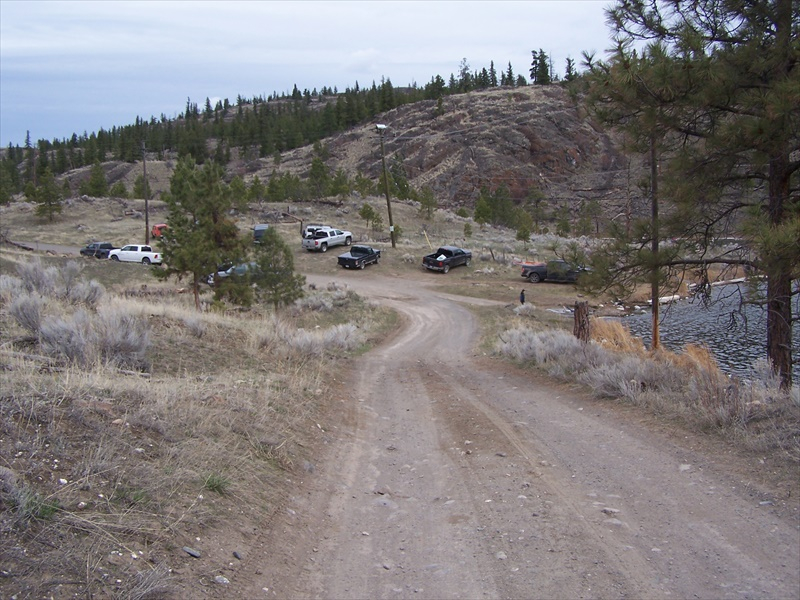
513 303 537 317
68 279 104 307
57 260 84 299
16 258 57 296
182 316 206 338
38 308 150 368
0 273 24 302
287 329 324 356
93 309 151 369
10 293 44 334
40 311 91 364
322 324 363 352
294 294 334 313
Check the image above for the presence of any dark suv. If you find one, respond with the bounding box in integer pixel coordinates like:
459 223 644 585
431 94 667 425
80 242 116 258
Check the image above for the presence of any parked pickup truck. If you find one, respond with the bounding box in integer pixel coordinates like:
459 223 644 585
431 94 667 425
422 246 472 273
108 244 163 265
80 242 117 259
302 227 352 252
338 245 381 269
521 259 588 283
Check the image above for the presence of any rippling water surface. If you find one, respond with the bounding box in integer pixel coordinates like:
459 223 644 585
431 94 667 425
620 283 799 380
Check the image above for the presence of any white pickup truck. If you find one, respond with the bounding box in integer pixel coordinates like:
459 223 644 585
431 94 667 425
108 244 162 264
301 227 352 252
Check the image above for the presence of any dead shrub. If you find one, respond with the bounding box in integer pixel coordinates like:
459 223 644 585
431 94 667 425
591 318 647 355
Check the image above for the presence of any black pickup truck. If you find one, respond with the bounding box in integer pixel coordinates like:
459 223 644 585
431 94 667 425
80 242 117 259
521 259 589 283
337 245 381 269
422 246 472 273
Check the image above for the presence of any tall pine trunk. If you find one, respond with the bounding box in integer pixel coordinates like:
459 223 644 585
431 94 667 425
767 153 793 388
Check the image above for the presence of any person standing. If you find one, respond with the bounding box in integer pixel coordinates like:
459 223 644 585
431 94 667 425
519 289 525 305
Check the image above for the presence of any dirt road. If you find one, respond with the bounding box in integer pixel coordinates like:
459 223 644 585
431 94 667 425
225 273 798 600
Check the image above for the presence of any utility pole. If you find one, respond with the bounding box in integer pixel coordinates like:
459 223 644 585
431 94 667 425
142 140 150 245
376 124 396 248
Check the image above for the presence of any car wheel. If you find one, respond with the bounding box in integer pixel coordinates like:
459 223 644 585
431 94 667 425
465 258 471 267
345 237 352 246
321 243 328 252
142 257 151 265
443 264 450 274
111 255 120 261
528 272 541 283
359 262 365 269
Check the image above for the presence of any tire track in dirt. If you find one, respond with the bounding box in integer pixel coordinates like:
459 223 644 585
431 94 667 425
421 359 799 600
284 289 503 598
421 368 662 599
234 274 799 600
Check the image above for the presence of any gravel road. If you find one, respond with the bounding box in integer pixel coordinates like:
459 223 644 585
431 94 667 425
228 272 799 600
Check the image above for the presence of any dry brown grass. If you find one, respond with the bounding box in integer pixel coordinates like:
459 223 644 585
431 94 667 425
591 317 648 355
0 256 396 598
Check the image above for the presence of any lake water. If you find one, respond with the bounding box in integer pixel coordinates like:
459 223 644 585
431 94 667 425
619 283 799 381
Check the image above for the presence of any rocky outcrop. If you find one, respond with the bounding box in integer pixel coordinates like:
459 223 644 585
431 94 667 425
259 85 637 217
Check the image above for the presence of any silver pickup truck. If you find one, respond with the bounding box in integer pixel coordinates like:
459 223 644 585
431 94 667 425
301 227 352 252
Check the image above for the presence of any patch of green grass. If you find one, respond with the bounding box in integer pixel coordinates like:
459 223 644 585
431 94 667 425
111 485 150 507
13 487 61 522
202 472 231 495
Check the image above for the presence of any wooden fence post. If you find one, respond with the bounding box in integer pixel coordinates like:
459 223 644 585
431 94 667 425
573 300 590 343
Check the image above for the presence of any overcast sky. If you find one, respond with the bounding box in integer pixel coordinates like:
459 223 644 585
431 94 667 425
0 0 616 147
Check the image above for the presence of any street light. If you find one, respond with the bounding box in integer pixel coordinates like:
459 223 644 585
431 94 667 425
142 141 150 245
376 124 396 248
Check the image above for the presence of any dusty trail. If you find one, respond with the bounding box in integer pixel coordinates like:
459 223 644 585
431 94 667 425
235 273 798 600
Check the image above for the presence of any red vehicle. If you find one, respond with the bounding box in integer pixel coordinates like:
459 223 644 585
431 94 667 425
151 223 168 238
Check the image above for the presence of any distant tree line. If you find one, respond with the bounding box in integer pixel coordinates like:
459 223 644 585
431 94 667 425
0 53 580 204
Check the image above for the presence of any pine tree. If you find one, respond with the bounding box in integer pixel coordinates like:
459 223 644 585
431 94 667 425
418 186 438 220
109 181 128 198
308 156 329 199
133 174 151 199
248 175 266 203
358 203 378 229
589 0 799 386
33 167 62 221
80 161 109 197
530 49 552 85
505 63 515 87
252 227 306 309
155 157 246 310
564 57 577 82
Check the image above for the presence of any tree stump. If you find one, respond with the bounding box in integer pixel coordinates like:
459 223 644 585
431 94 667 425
573 300 590 343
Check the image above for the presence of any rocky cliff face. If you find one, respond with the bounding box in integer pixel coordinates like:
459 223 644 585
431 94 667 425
268 85 639 218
